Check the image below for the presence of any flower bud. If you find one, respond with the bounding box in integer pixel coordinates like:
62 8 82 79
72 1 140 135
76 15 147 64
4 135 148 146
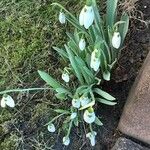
59 12 66 24
79 38 86 51
47 123 56 133
112 32 121 49
62 72 69 83
63 136 70 146
72 98 80 108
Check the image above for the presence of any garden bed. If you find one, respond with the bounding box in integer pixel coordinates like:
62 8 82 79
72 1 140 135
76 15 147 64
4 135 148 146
0 0 150 149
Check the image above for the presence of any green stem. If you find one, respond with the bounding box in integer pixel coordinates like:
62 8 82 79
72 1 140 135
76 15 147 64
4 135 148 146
67 120 73 137
45 112 69 126
0 88 51 95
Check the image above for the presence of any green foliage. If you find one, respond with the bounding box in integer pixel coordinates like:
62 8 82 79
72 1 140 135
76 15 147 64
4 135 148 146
0 0 129 147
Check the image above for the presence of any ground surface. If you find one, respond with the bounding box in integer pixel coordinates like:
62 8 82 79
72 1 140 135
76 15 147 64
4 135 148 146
0 0 150 150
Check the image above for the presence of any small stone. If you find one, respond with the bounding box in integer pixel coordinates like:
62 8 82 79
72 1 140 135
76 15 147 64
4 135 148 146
111 138 150 150
118 52 150 144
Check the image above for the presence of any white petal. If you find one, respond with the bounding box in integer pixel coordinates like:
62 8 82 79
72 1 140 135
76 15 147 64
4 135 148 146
72 99 80 108
62 73 69 83
86 131 97 146
79 38 86 51
90 136 96 146
5 95 15 108
70 112 77 119
79 7 85 26
80 97 90 106
83 110 96 124
63 136 70 146
59 12 66 24
47 124 56 133
93 59 100 72
1 97 6 107
112 32 121 49
84 6 94 29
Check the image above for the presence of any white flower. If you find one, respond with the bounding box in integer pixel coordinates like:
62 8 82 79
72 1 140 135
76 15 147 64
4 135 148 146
70 112 77 120
86 131 97 146
80 96 90 107
47 123 55 133
83 108 96 124
79 5 94 29
90 49 100 71
72 98 80 108
79 38 86 51
112 32 121 49
59 12 66 24
63 136 70 146
62 72 69 83
1 95 15 108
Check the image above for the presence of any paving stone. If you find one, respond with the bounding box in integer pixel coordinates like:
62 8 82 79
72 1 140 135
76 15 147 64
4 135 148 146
118 52 150 144
111 138 150 150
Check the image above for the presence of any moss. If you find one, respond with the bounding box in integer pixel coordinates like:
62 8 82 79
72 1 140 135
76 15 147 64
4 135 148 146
0 134 19 150
0 110 12 124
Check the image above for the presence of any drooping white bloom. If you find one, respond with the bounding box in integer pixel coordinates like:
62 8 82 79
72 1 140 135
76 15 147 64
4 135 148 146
112 32 121 49
79 38 86 51
1 95 15 108
70 112 77 120
79 5 94 29
63 136 70 146
86 131 97 146
72 98 80 108
62 72 69 83
90 49 100 72
47 123 55 133
59 12 66 24
80 96 90 107
83 108 96 124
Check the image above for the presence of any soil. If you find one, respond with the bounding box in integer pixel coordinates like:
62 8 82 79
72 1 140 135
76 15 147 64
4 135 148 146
0 0 150 150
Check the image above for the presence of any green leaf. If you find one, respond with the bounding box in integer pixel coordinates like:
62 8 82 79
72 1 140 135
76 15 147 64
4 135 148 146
119 12 129 45
55 93 66 100
106 0 118 28
54 109 70 114
96 98 117 106
94 88 116 101
65 45 84 84
38 70 62 89
79 100 95 110
94 117 103 126
53 46 68 59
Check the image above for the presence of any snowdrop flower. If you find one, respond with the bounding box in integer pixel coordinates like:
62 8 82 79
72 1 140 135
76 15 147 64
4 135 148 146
90 49 100 72
70 112 77 120
1 95 15 108
112 32 121 49
62 72 69 83
63 136 70 146
86 131 97 146
84 108 96 124
47 123 55 133
79 5 94 29
79 38 86 51
80 96 90 107
59 12 66 24
72 98 80 108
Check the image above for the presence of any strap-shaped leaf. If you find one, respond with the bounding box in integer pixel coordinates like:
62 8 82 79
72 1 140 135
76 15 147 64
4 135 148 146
79 100 95 110
96 98 117 106
94 117 103 126
65 45 84 84
119 12 129 46
53 46 68 59
94 88 116 101
106 0 118 28
38 70 62 89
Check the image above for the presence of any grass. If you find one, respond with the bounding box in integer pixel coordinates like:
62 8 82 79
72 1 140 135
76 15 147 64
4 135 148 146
0 0 84 149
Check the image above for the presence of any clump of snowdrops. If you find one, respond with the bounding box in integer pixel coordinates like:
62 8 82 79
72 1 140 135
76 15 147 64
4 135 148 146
0 0 129 147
